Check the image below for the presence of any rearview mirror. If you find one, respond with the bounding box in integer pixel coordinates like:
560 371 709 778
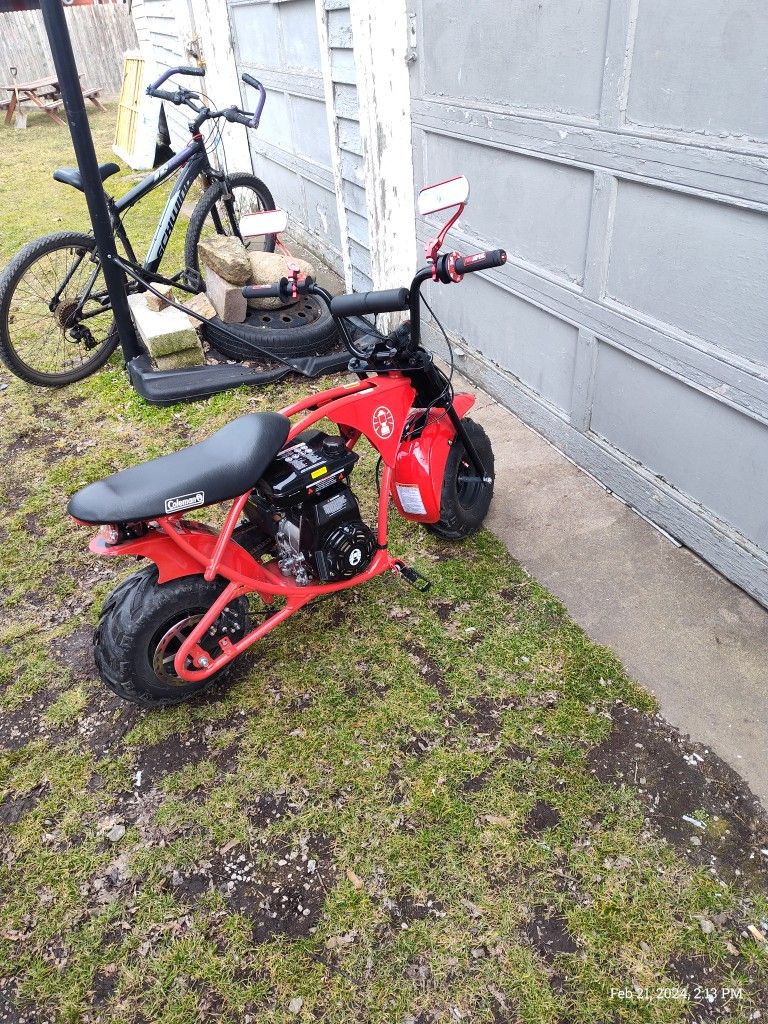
417 175 470 216
239 208 288 239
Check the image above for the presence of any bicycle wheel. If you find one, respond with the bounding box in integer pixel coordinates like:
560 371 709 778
184 172 277 274
0 232 119 386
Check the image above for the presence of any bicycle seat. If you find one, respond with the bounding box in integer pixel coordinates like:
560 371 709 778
68 413 291 524
53 162 121 193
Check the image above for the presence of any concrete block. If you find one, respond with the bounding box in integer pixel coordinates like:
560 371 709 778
145 283 175 312
197 235 251 285
182 292 217 325
154 345 206 370
247 252 314 310
204 266 247 323
128 294 200 358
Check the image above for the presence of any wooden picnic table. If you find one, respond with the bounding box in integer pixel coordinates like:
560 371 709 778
2 74 106 128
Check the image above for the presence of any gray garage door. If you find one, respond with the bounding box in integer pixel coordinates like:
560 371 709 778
408 0 768 606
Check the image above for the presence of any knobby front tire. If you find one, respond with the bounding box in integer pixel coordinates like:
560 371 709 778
426 419 495 540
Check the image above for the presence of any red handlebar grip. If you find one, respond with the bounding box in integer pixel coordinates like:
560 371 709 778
454 249 507 275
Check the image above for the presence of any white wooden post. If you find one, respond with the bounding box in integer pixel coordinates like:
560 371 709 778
348 0 417 313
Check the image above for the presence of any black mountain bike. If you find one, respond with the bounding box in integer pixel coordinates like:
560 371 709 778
0 67 276 387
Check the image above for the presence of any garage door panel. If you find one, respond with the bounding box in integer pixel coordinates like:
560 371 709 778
607 182 768 366
423 133 593 286
433 277 579 416
418 0 611 120
229 2 277 67
591 344 768 549
257 88 292 153
291 95 332 166
280 0 322 70
303 179 342 250
627 0 768 141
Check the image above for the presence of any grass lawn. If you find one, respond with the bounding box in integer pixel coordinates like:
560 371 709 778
0 107 767 1024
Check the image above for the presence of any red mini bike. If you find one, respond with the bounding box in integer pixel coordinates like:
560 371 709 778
69 177 507 707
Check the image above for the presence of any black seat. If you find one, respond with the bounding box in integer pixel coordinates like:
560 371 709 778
68 413 291 524
53 162 121 193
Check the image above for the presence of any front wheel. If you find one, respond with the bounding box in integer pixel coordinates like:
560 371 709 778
184 172 277 275
426 418 495 541
94 568 251 708
0 232 119 386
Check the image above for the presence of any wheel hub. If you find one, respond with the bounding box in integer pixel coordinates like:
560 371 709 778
152 608 242 685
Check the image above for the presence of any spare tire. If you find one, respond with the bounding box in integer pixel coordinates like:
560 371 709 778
203 294 338 360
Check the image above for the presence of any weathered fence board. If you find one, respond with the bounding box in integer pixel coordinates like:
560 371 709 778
0 4 139 97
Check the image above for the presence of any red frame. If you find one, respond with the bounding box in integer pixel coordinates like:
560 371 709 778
88 372 475 683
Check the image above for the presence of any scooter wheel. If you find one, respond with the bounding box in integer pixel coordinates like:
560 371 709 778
94 567 250 708
426 418 495 541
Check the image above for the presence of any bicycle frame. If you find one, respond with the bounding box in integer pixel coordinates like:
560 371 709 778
88 372 477 683
110 136 213 274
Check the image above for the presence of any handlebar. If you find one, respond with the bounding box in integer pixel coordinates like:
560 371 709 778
148 65 204 92
146 68 266 131
240 73 267 128
455 248 507 275
243 277 314 301
330 288 410 318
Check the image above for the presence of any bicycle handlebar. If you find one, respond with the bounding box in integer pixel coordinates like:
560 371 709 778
148 65 204 92
240 73 267 128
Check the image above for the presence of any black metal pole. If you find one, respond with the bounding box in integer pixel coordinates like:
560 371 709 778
40 0 141 361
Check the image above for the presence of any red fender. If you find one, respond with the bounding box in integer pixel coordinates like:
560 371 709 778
390 393 476 523
87 522 261 584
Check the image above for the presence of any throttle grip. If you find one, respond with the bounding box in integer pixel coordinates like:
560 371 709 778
454 249 507 275
242 277 314 300
330 288 410 317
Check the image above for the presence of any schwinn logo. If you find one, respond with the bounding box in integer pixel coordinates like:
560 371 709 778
164 491 205 514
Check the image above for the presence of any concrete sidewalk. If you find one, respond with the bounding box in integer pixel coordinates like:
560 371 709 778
459 373 768 806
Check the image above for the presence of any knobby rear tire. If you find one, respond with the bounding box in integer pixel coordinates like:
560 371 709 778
94 567 250 708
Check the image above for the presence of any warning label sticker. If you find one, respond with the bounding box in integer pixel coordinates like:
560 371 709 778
396 484 427 516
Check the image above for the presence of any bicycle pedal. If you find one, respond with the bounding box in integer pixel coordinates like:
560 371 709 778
395 562 432 592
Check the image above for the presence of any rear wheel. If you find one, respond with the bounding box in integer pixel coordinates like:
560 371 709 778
94 568 250 708
0 232 118 386
426 419 495 540
184 172 277 275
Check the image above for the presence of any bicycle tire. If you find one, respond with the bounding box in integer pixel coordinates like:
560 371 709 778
184 173 277 274
0 232 119 387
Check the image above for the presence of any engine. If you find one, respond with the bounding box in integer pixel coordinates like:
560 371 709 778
247 430 377 586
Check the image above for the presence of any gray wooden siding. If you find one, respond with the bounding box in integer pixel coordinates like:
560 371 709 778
408 0 768 606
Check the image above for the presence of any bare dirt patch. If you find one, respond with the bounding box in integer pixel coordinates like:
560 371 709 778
586 705 768 886
521 906 578 964
171 832 336 943
129 732 213 788
52 624 96 682
522 800 562 835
